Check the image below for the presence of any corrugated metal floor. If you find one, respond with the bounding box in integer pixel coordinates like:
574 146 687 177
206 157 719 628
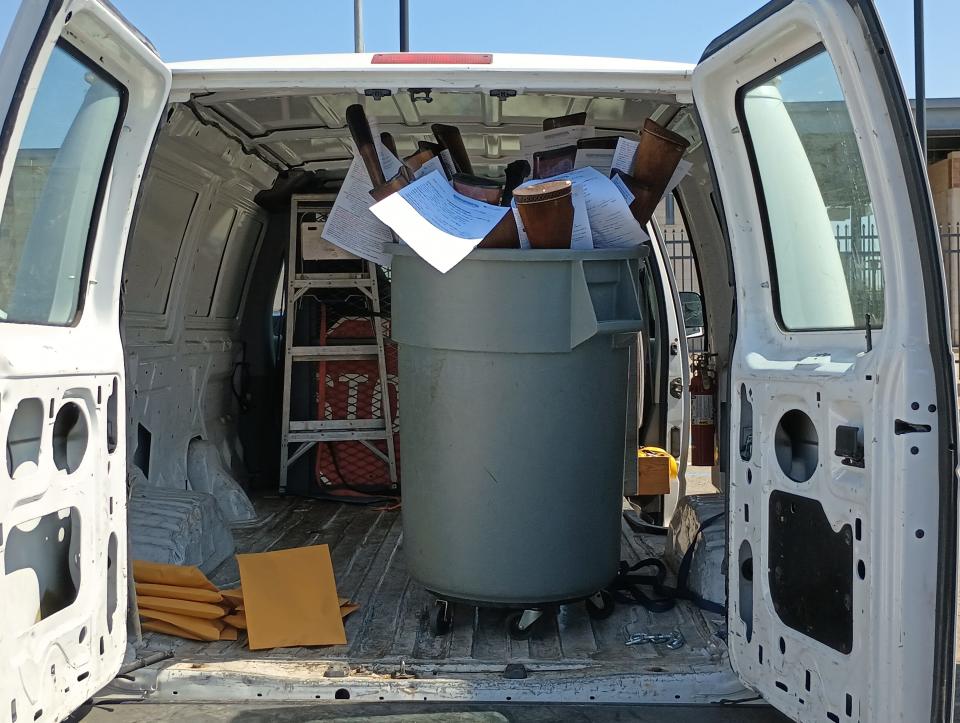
139 495 725 674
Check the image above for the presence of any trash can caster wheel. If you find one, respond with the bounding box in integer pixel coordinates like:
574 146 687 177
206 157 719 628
434 600 453 636
585 590 615 620
507 609 544 640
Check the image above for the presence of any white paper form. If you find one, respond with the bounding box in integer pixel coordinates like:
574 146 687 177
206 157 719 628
519 125 595 157
574 148 615 174
368 119 404 180
517 167 647 249
569 185 593 250
611 137 639 175
610 137 693 195
512 203 529 248
665 159 693 194
611 174 635 205
413 154 447 180
322 155 396 267
511 184 592 250
438 149 457 177
371 171 509 273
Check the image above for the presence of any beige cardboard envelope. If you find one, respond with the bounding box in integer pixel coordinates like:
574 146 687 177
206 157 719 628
224 612 247 630
139 609 224 641
133 560 218 591
237 545 346 650
137 596 225 620
221 587 244 610
135 582 224 604
340 602 360 619
141 620 204 641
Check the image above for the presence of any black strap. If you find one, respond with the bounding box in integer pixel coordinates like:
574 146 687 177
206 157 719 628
622 508 668 536
610 510 726 615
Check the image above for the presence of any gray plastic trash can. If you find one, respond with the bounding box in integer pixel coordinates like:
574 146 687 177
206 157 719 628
390 246 647 608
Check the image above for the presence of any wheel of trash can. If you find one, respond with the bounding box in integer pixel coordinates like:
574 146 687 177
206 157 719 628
434 600 454 636
507 609 545 640
585 590 615 620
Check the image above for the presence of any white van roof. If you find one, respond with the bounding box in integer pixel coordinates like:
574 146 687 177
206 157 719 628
167 52 695 99
165 53 696 171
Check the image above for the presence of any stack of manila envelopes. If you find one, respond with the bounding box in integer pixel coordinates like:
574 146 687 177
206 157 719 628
134 545 357 648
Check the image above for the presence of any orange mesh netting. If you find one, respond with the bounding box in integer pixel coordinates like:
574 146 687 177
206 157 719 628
313 305 400 500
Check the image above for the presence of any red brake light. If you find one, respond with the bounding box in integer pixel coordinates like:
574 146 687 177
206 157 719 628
371 53 492 65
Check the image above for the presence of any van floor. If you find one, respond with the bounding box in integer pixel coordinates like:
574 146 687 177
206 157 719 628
136 495 735 702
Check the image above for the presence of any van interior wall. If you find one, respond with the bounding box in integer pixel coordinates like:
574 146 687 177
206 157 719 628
675 140 735 490
121 105 277 535
118 89 733 564
232 208 287 488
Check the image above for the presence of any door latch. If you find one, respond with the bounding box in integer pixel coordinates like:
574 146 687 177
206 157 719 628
669 377 683 399
835 425 864 468
894 419 932 435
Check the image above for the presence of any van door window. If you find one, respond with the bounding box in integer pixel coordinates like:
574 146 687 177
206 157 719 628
0 43 123 325
739 47 884 331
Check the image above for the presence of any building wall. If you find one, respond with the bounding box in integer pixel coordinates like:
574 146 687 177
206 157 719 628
929 152 960 227
0 149 56 310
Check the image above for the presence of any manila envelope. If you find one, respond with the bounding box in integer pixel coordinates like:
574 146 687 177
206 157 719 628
139 608 224 641
137 596 225 620
224 612 247 630
133 560 218 591
135 582 223 604
221 587 244 610
142 620 205 641
237 545 346 650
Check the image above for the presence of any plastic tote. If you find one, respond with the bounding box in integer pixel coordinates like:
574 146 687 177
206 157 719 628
390 246 648 606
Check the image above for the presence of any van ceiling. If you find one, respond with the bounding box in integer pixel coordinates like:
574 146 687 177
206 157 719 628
187 90 682 174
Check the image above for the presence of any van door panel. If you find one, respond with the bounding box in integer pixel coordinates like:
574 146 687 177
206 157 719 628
694 1 957 721
0 2 169 721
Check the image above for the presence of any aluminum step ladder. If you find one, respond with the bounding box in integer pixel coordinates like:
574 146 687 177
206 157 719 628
279 194 397 493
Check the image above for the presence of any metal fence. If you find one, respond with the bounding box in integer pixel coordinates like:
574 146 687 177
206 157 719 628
662 222 960 349
663 228 701 297
662 228 704 352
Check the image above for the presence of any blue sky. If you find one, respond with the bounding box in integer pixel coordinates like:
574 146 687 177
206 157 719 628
0 0 957 98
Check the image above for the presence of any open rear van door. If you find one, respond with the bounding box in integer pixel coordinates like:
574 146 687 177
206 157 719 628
0 2 169 720
694 1 958 721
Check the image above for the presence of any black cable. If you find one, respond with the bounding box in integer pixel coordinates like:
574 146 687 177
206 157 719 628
623 509 669 536
231 342 250 414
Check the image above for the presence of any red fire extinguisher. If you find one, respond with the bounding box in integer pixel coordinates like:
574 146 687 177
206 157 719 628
690 353 717 467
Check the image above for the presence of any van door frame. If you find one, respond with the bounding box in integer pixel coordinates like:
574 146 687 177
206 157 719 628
645 217 691 522
0 2 170 720
695 0 958 720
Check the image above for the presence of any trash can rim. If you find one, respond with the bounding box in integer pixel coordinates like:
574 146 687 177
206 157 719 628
384 244 649 263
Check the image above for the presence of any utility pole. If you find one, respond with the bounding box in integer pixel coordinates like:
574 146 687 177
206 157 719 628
354 0 364 53
915 0 926 161
400 0 409 52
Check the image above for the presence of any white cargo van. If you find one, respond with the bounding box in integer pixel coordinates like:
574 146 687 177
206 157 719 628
0 1 956 721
